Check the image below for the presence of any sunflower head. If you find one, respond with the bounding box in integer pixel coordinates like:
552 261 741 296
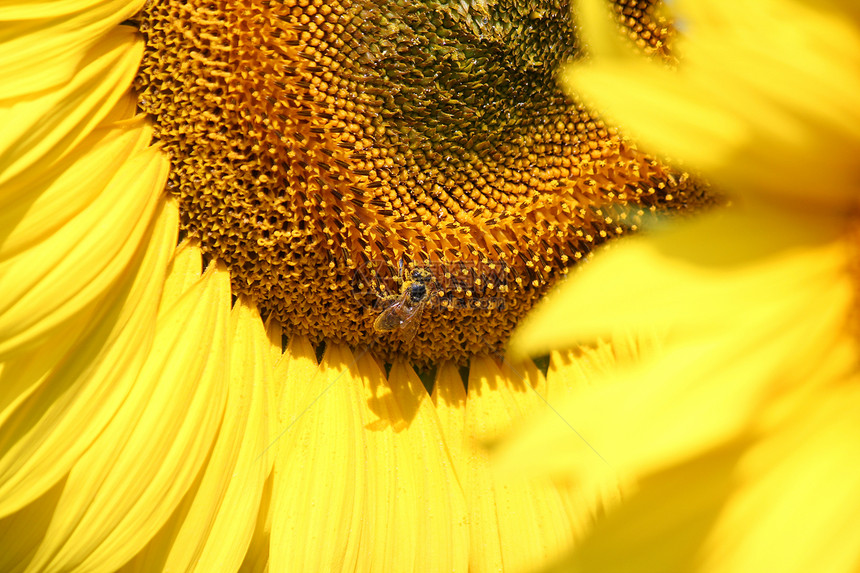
134 0 710 366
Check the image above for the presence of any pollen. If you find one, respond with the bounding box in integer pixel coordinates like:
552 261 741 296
134 0 709 366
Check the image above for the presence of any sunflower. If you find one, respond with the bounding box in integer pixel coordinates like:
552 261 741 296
0 0 708 571
501 1 860 571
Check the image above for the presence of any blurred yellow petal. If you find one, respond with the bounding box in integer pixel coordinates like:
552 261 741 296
19 257 231 573
552 381 860 573
504 296 860 573
823 0 860 24
703 381 860 573
541 347 625 519
566 0 860 208
563 60 746 172
556 442 745 573
508 202 857 481
495 344 626 482
511 206 850 355
504 312 853 483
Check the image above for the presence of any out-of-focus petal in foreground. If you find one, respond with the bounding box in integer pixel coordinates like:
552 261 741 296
566 0 860 208
500 1 860 570
504 207 860 572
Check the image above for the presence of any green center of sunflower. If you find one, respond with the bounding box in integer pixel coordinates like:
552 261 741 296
134 0 708 366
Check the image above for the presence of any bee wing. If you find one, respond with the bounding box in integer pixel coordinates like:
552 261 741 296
373 289 413 331
396 303 424 343
374 303 405 332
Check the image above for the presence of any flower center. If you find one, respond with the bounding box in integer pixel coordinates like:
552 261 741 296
134 0 708 366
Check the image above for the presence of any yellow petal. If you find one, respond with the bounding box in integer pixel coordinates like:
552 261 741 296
0 119 154 259
261 316 284 472
702 381 860 573
264 315 284 366
462 357 584 573
170 298 271 571
269 343 368 572
250 335 318 573
0 27 142 187
553 382 860 573
237 473 275 573
431 361 468 474
566 0 860 208
372 359 468 571
0 199 177 518
0 121 168 358
0 477 66 572
122 298 273 572
270 334 319 440
21 257 232 573
510 205 849 356
0 1 143 99
270 345 468 572
159 240 204 312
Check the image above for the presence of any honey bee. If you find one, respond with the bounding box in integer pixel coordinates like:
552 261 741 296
373 267 433 343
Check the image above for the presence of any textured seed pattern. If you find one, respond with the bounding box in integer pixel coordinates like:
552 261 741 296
135 0 708 366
